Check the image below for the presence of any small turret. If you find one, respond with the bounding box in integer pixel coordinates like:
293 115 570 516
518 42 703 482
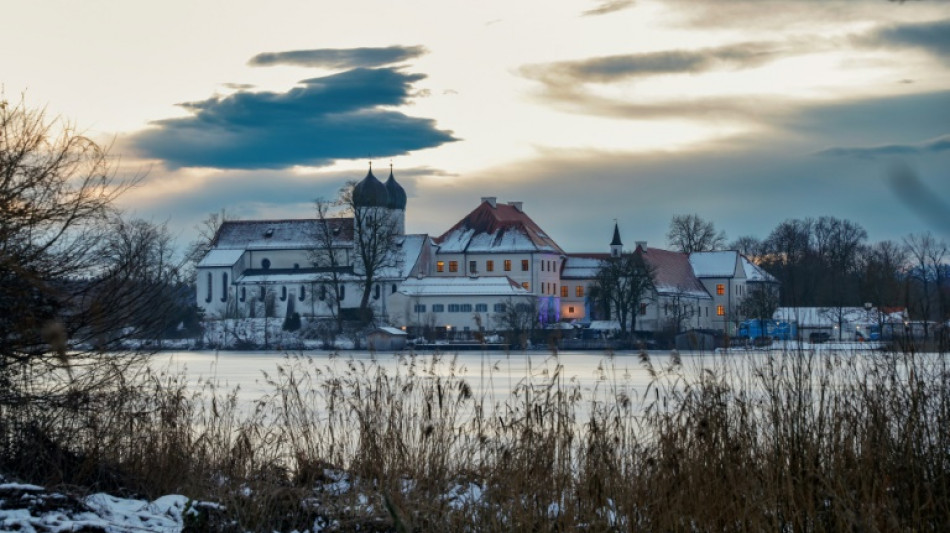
610 222 623 258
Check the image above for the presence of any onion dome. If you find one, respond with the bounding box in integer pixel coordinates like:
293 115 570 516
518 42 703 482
352 168 389 208
385 168 407 210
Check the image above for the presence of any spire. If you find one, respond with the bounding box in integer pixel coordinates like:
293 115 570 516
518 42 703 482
610 221 623 258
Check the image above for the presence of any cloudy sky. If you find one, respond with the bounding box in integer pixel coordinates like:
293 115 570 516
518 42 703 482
3 0 949 253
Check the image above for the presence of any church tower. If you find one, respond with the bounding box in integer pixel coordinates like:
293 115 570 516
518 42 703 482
384 165 407 235
610 221 623 258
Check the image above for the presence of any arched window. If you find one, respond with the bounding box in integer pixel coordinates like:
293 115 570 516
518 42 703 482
299 286 306 301
221 273 228 302
205 273 212 303
280 286 287 301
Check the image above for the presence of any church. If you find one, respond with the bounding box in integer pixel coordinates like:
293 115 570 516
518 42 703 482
196 168 775 338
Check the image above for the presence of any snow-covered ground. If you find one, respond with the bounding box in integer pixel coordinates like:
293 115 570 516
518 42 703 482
0 477 198 533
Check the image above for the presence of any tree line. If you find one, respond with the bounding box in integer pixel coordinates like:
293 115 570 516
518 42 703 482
668 214 950 325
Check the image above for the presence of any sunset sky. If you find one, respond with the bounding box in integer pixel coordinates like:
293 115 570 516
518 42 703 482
3 0 949 253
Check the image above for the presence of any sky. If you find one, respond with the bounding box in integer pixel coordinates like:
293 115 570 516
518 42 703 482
3 0 949 254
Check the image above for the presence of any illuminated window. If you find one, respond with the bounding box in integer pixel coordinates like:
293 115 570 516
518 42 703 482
561 285 568 297
716 284 725 296
486 260 494 272
504 259 512 271
569 306 575 313
521 259 529 271
576 286 584 297
449 261 458 273
717 305 725 316
522 282 530 290
437 261 445 273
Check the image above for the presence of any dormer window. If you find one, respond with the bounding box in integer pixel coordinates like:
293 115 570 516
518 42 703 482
264 228 274 238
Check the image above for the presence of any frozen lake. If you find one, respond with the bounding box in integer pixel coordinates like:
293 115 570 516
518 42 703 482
148 345 882 411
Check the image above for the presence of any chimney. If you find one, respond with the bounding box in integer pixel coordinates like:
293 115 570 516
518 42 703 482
636 241 647 250
481 196 497 208
509 201 523 212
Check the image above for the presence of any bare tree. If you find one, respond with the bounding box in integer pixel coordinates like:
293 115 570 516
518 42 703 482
591 252 656 342
184 210 234 283
494 298 539 350
339 182 400 325
729 235 765 258
904 232 948 334
661 289 699 336
0 96 177 480
310 197 351 333
667 214 727 254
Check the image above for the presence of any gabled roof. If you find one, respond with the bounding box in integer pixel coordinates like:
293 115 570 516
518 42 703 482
563 250 709 299
435 201 564 254
197 249 245 268
377 234 429 279
642 248 711 298
689 251 740 278
212 218 353 250
562 254 608 279
741 256 778 283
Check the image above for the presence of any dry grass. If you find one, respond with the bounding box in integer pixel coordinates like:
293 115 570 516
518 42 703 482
2 345 949 531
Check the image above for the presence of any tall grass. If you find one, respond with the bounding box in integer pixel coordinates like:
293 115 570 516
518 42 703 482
2 345 948 531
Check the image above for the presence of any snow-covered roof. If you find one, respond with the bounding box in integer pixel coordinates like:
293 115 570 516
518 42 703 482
436 201 564 254
377 234 428 279
374 326 407 336
397 276 531 297
213 218 353 250
774 307 878 327
588 320 621 331
741 256 777 283
689 251 739 278
643 248 711 298
197 249 245 268
562 254 606 279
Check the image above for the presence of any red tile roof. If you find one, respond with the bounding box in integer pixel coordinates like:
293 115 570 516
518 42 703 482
435 201 564 254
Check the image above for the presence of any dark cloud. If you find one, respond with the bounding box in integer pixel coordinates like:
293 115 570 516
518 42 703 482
519 39 820 122
522 41 793 84
862 18 950 63
817 134 950 159
248 46 427 69
130 67 457 170
583 0 635 16
222 82 255 90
